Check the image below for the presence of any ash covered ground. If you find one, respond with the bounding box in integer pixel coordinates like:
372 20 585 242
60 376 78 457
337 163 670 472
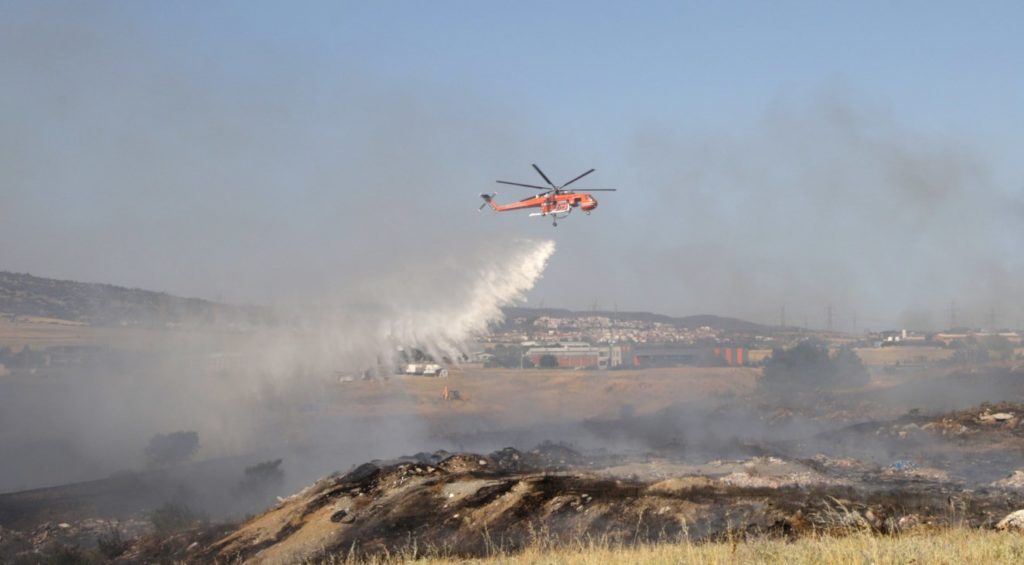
5 364 1024 563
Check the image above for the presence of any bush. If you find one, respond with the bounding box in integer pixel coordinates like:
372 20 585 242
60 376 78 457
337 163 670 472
761 340 868 391
96 526 130 559
144 431 199 467
237 459 284 495
150 502 200 535
833 345 870 387
483 344 528 368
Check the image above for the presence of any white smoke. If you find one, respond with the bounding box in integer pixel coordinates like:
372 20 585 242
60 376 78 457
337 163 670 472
376 239 556 364
230 238 556 389
0 238 557 493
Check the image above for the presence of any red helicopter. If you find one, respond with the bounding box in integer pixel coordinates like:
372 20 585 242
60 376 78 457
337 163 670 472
479 164 616 226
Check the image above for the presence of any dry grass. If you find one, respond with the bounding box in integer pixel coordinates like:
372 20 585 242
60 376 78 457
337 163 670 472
318 529 1024 564
0 316 250 351
331 366 758 423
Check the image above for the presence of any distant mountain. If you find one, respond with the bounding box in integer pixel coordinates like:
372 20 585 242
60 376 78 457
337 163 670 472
500 307 773 334
0 271 272 328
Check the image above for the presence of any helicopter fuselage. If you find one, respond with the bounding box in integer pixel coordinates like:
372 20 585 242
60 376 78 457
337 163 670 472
484 192 598 216
480 164 613 225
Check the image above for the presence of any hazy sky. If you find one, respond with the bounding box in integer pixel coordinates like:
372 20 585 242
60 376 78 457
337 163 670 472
3 1 1024 330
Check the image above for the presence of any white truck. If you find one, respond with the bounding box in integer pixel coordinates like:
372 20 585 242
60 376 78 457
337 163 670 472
404 363 448 377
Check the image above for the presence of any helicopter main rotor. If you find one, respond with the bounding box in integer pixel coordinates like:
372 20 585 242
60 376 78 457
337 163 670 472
496 164 617 196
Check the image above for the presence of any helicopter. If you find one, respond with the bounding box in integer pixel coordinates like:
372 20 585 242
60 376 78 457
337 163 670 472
479 164 616 226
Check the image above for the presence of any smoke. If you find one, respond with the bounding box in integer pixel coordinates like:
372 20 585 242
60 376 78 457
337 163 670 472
244 239 556 381
4 3 1020 331
3 3 1024 531
368 239 556 365
562 94 1024 330
0 239 555 499
0 2 565 507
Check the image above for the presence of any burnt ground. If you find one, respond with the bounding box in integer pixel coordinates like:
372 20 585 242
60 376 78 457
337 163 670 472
135 397 1024 562
4 367 1024 563
196 437 1024 564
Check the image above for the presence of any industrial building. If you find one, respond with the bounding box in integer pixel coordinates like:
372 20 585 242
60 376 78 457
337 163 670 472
523 342 746 369
629 345 746 368
525 342 615 369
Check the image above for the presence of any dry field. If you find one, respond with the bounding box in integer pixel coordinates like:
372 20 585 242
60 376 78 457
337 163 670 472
329 530 1024 565
332 366 759 425
0 315 236 351
0 316 98 349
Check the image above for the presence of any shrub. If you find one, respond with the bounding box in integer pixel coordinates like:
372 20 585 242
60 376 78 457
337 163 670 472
96 526 130 559
144 431 199 467
237 459 284 495
150 502 199 535
761 340 868 391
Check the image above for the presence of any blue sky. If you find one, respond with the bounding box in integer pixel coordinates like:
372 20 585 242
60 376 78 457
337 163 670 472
166 3 1019 129
114 1 1024 140
2 1 1023 328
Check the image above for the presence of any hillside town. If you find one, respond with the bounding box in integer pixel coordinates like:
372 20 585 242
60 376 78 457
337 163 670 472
475 311 1023 371
485 314 756 346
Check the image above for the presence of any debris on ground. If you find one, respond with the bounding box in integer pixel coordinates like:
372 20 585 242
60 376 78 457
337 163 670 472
193 441 1024 563
7 402 1024 562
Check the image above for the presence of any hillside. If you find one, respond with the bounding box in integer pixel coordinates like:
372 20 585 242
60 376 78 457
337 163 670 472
0 271 271 328
1 271 770 334
501 306 773 333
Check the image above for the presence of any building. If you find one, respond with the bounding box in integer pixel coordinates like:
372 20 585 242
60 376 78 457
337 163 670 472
524 341 610 368
630 345 747 367
932 331 1022 347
